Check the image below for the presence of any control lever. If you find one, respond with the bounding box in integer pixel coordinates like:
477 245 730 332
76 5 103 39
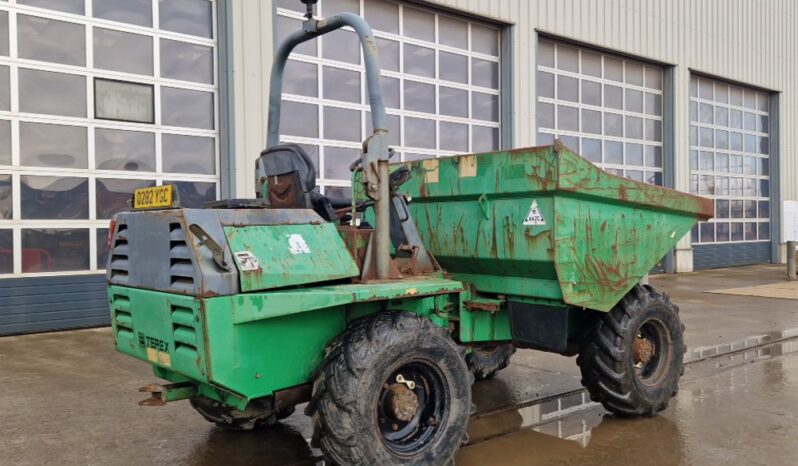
188 224 231 272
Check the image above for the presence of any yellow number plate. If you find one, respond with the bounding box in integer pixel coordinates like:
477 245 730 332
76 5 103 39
133 185 174 210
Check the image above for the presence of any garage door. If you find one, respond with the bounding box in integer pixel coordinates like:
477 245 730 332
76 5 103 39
536 38 665 185
0 0 219 335
689 75 773 269
275 0 502 198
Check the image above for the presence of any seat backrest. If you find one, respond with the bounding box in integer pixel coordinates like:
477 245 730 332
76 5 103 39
256 144 316 208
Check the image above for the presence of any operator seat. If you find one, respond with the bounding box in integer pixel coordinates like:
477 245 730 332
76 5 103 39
256 144 349 221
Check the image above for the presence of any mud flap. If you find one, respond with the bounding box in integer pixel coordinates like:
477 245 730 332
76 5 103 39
507 302 569 353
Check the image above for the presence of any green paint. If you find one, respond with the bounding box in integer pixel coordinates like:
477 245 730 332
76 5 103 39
224 223 360 292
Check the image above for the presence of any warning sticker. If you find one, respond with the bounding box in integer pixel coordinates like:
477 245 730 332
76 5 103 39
523 200 546 226
287 234 311 255
234 251 261 271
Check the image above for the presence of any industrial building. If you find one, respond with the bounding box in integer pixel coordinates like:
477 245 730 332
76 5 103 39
0 0 794 334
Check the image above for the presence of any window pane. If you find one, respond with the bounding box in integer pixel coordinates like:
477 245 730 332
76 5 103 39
96 178 154 219
323 147 360 180
537 101 554 128
439 122 468 152
603 112 623 137
557 105 578 132
94 28 153 76
22 229 89 272
364 0 398 34
160 39 214 84
20 69 86 117
93 0 152 27
581 109 601 134
95 129 155 171
0 174 10 219
0 66 8 111
323 66 359 103
404 117 435 149
0 229 11 273
19 0 85 14
404 80 435 114
323 107 360 141
96 228 109 270
472 92 499 122
323 0 358 15
323 29 359 64
163 134 215 174
165 180 215 208
557 75 578 102
20 122 87 169
472 126 498 152
582 138 601 162
439 51 468 84
404 44 434 78
538 40 554 68
95 79 154 123
604 85 623 110
280 100 317 138
472 58 498 88
439 86 468 117
624 116 642 139
403 7 434 41
537 71 554 98
161 87 214 129
625 89 643 113
471 24 498 56
557 45 579 72
0 120 10 165
284 60 318 97
0 11 7 56
18 14 85 66
159 0 213 38
439 16 467 49
581 80 601 106
376 38 399 71
21 176 88 219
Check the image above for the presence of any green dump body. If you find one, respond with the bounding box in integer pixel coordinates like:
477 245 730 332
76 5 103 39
399 143 713 312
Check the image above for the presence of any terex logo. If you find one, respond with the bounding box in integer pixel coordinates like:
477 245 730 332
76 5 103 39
138 332 170 352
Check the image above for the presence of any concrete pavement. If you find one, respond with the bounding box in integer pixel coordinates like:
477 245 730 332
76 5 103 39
1 264 797 465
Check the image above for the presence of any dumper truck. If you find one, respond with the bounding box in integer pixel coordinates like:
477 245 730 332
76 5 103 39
107 2 713 464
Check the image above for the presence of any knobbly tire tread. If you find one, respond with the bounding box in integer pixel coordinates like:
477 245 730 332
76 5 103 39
189 396 294 431
466 343 516 380
306 312 473 465
577 284 685 417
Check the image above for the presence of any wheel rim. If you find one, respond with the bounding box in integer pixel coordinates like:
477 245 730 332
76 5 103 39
633 318 673 387
376 358 449 457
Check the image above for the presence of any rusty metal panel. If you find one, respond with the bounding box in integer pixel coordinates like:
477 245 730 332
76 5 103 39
224 222 360 292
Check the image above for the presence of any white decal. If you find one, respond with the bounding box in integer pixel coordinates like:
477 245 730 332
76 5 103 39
287 234 311 255
234 251 261 271
523 200 546 226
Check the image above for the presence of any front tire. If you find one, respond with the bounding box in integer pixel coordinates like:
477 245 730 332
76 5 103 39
577 285 684 417
307 312 473 465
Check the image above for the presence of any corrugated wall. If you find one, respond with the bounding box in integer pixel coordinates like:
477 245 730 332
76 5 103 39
231 0 796 263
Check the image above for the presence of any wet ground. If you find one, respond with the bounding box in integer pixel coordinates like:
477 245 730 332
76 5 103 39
2 264 798 465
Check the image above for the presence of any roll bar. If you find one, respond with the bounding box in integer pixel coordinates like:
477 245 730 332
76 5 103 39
265 3 392 279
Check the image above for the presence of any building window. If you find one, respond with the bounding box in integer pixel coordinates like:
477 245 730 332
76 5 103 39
0 0 219 277
276 0 502 194
536 38 664 185
689 76 771 244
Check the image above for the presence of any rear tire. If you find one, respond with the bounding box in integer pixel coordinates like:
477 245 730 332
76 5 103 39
466 343 515 380
577 284 684 417
307 312 473 465
189 396 294 431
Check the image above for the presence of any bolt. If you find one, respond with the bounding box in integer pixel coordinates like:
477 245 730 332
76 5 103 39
255 373 261 379
391 423 399 431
